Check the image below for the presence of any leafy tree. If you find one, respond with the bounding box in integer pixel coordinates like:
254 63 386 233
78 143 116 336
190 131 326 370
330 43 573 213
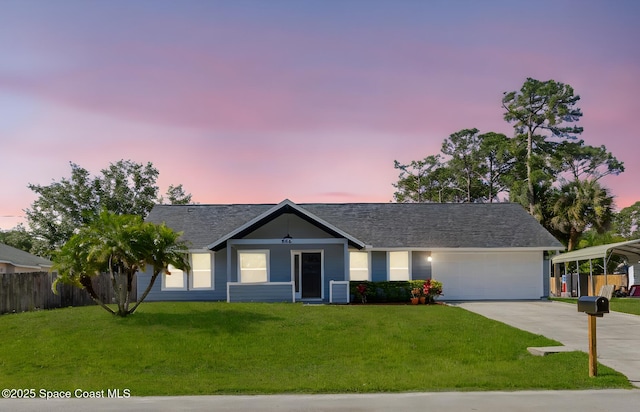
52 210 190 317
26 160 192 257
26 162 98 256
392 78 624 241
160 184 192 205
477 132 516 202
97 160 160 216
549 179 614 251
440 128 486 202
502 78 583 215
394 130 515 203
511 180 558 235
577 228 626 250
613 201 640 239
551 140 624 183
393 155 445 203
439 129 516 203
0 224 34 252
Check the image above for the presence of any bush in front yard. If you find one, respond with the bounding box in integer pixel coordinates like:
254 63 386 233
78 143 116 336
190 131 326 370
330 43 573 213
349 280 434 303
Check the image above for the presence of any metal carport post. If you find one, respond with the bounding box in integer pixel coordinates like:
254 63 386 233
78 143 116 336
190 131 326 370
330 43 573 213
551 239 640 296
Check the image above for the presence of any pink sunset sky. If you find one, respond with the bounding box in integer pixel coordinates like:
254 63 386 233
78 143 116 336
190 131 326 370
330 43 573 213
1 0 639 230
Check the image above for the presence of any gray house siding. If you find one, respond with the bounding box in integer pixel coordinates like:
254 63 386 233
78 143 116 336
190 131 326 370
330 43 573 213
228 283 294 302
137 249 227 302
138 281 221 301
412 251 432 280
267 246 291 283
371 251 387 281
136 271 166 301
320 244 346 299
227 242 347 302
368 251 432 281
329 281 350 303
228 214 349 298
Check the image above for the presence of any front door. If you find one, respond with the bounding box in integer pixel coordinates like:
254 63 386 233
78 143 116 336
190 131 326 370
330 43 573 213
293 251 323 300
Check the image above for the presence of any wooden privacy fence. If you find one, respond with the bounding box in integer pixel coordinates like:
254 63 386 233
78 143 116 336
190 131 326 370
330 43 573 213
551 273 628 297
587 274 627 296
0 271 137 315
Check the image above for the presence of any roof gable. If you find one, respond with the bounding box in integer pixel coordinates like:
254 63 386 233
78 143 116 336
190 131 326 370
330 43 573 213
206 199 366 251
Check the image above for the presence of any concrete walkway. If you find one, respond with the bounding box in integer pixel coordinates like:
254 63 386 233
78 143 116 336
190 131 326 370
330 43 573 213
455 300 640 387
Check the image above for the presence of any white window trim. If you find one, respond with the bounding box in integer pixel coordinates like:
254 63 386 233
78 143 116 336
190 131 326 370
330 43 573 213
189 252 214 291
237 249 270 283
387 250 411 281
161 251 214 291
349 251 371 281
161 264 187 291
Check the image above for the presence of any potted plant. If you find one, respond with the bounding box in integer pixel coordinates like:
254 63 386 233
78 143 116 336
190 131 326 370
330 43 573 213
410 288 420 305
419 284 427 304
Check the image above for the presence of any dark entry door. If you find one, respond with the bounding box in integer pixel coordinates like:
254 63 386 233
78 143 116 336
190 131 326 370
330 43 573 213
301 252 322 299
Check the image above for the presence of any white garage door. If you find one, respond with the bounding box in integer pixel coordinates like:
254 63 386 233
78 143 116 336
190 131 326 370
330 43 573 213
431 251 543 300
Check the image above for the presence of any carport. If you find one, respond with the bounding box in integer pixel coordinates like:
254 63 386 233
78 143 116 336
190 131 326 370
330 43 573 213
551 239 640 297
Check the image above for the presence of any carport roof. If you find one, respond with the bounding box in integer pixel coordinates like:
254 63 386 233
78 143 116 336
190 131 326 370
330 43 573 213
551 239 640 264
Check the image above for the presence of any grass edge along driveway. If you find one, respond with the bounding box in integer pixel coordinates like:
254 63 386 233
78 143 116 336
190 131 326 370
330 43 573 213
0 302 632 395
552 297 640 315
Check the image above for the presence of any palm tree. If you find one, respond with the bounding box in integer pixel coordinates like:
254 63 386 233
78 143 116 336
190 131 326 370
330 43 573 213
550 179 614 251
52 210 190 316
129 221 191 314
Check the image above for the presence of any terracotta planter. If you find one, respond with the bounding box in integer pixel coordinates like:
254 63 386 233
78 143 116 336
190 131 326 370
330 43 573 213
410 297 419 305
419 296 426 304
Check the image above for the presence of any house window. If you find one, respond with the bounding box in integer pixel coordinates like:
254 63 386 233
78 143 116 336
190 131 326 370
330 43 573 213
389 251 410 281
349 251 369 281
190 252 213 290
162 264 187 290
238 250 269 283
162 252 213 291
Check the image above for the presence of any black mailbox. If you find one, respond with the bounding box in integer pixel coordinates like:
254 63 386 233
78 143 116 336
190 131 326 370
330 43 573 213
577 296 609 316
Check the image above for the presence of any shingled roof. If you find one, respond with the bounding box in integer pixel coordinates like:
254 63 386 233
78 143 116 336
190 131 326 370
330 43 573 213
0 243 53 270
145 201 563 250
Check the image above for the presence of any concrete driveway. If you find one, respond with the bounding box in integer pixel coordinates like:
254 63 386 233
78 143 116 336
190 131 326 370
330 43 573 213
455 300 640 387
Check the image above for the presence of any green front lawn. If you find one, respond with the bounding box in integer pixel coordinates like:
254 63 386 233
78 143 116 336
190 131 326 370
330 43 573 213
0 302 631 395
552 297 640 315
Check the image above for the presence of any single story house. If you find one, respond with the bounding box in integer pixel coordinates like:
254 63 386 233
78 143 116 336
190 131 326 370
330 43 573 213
137 199 563 303
0 242 53 274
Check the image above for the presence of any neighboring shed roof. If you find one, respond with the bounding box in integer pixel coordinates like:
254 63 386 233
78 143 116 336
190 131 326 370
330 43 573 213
146 200 563 251
551 239 640 264
0 243 53 270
